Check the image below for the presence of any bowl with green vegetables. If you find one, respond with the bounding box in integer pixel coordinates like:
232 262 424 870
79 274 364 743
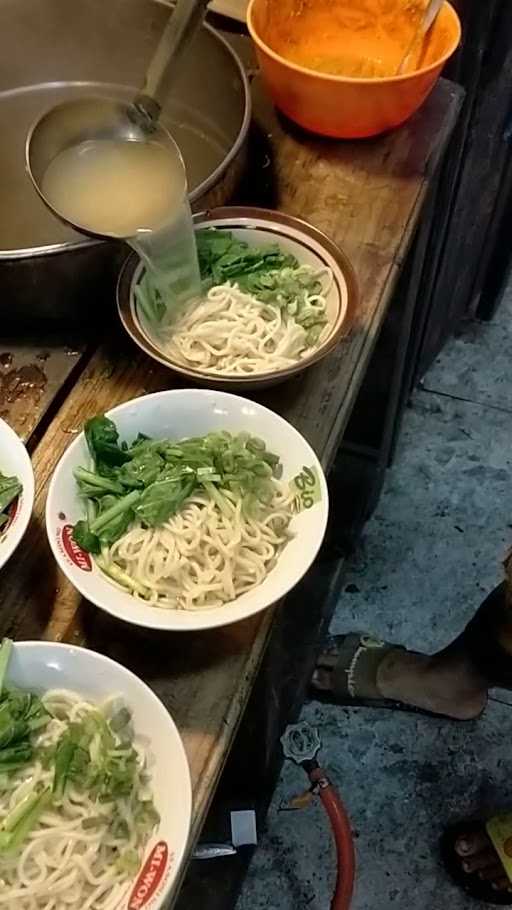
117 207 358 389
0 637 191 909
46 388 328 631
0 418 34 570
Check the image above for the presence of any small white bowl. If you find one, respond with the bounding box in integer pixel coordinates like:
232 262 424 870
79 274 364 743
0 418 34 570
117 207 358 390
46 388 328 631
5 640 191 910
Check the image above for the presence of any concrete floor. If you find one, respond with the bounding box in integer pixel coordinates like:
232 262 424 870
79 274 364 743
237 289 512 910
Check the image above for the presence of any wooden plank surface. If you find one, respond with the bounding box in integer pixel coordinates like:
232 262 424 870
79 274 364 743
0 77 461 899
246 78 462 468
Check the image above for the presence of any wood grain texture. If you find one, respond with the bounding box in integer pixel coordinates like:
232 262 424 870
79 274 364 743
247 77 462 468
0 76 460 901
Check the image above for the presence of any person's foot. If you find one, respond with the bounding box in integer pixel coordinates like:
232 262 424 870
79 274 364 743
312 637 487 720
377 647 487 720
442 820 512 904
455 827 512 895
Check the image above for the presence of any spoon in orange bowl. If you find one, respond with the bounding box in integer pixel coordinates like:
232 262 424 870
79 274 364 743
397 0 444 75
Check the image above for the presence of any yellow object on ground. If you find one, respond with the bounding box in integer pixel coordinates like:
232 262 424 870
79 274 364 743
486 815 512 883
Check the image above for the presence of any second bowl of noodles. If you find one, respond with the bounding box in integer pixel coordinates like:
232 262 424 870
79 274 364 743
0 639 191 910
117 207 358 389
46 388 329 631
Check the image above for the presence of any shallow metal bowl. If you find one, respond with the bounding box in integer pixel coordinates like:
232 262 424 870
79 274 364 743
117 207 359 390
0 0 250 325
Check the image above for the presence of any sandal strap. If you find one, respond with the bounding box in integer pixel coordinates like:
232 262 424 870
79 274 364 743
331 632 403 700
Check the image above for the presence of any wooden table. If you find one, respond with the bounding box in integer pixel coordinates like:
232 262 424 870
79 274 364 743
0 69 461 906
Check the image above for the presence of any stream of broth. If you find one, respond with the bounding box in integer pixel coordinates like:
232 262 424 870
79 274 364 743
42 138 200 315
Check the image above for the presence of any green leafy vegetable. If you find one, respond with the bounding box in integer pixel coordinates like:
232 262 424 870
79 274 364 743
110 706 132 734
117 848 143 876
0 742 33 772
72 520 101 555
0 639 159 857
0 638 13 694
0 786 51 853
72 417 285 554
0 640 50 773
52 733 78 799
85 416 130 475
117 450 164 490
74 466 124 498
135 280 166 325
133 473 196 527
0 471 22 531
45 710 145 806
91 492 141 544
196 228 295 286
138 228 328 342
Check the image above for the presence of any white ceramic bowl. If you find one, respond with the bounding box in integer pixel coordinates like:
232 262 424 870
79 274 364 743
7 640 191 910
117 207 358 390
0 418 35 570
46 389 329 631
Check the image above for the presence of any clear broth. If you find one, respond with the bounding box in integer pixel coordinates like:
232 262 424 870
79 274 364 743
42 137 201 316
42 138 184 237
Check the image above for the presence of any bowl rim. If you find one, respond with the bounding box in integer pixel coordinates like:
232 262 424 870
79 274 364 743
0 418 35 571
116 206 359 386
6 639 192 909
247 0 461 85
45 387 330 631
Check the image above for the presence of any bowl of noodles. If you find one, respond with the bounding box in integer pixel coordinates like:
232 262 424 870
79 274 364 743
0 637 191 910
46 388 329 631
0 418 34 571
117 208 358 389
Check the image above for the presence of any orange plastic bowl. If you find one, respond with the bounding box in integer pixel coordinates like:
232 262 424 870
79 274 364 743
247 0 461 139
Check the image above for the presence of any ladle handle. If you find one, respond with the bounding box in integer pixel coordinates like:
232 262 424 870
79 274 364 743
134 0 209 121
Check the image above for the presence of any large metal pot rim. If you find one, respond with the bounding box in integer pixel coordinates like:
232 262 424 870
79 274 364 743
4 22 251 262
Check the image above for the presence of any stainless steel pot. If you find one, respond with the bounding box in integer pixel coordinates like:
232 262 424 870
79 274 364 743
0 0 250 326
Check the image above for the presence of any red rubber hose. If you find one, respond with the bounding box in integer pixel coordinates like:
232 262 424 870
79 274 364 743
309 767 355 910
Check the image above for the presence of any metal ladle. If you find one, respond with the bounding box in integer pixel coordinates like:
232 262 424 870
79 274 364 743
25 0 209 240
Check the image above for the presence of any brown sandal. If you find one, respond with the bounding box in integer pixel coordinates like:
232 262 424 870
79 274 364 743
311 632 480 720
